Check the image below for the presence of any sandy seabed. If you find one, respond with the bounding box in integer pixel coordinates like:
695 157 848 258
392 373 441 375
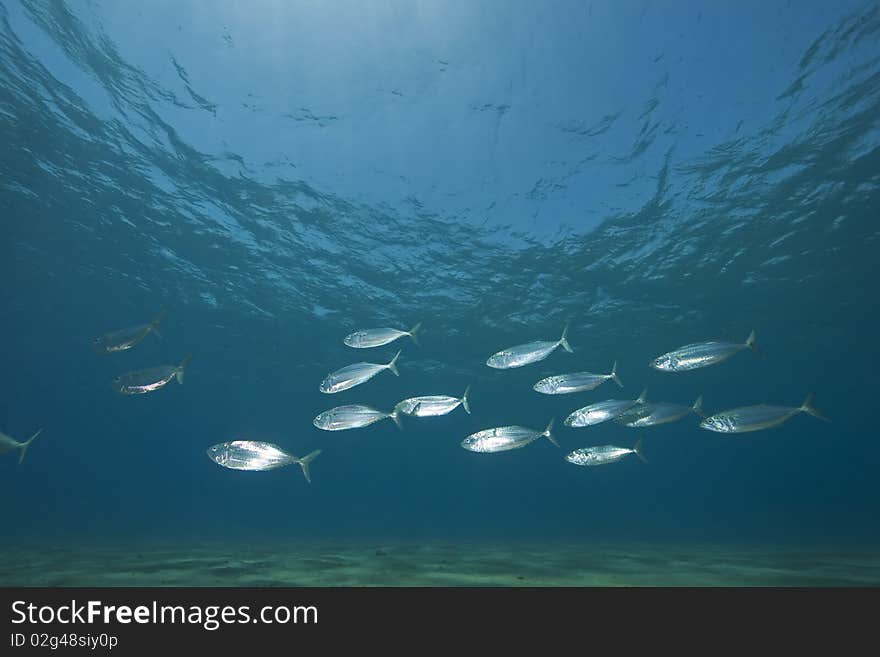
2 542 878 587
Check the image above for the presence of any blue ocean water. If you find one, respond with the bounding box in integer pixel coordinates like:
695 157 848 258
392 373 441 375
1 1 878 581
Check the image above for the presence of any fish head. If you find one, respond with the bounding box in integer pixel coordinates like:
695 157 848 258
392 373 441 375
699 415 733 433
649 354 673 371
486 350 512 368
343 331 366 347
533 377 552 393
319 379 336 394
460 435 486 451
206 443 229 466
92 337 109 353
565 451 586 465
564 449 593 465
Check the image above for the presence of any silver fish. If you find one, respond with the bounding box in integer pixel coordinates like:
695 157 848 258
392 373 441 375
344 323 421 348
0 427 43 464
565 389 648 427
486 323 573 369
206 441 322 483
565 440 646 467
319 350 400 394
93 309 166 354
534 362 622 394
699 393 828 434
615 395 704 428
313 405 402 431
650 331 757 372
395 386 471 417
112 355 192 395
461 419 558 453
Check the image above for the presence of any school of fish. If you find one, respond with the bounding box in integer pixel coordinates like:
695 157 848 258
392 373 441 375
3 315 830 488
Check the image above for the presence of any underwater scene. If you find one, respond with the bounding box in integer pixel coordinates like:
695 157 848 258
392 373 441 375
2 1 879 586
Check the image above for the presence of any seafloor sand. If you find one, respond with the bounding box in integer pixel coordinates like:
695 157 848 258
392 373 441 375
2 542 878 586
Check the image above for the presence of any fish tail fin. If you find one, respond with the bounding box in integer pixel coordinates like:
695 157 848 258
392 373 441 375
610 361 623 388
801 392 829 422
633 439 648 463
544 418 559 447
746 330 758 352
176 354 192 384
461 386 471 414
637 388 648 404
18 427 44 465
559 322 574 353
390 409 404 430
151 308 167 336
295 449 322 484
408 322 422 346
692 395 705 418
387 350 401 376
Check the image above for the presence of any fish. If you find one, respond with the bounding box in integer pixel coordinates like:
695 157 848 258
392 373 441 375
0 427 44 464
344 323 421 348
395 386 471 417
615 395 704 428
313 405 403 431
206 441 322 483
565 440 647 467
650 330 757 372
699 393 829 434
533 362 622 394
565 389 648 427
461 419 558 453
486 323 573 369
112 355 192 395
93 309 166 354
319 350 401 394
